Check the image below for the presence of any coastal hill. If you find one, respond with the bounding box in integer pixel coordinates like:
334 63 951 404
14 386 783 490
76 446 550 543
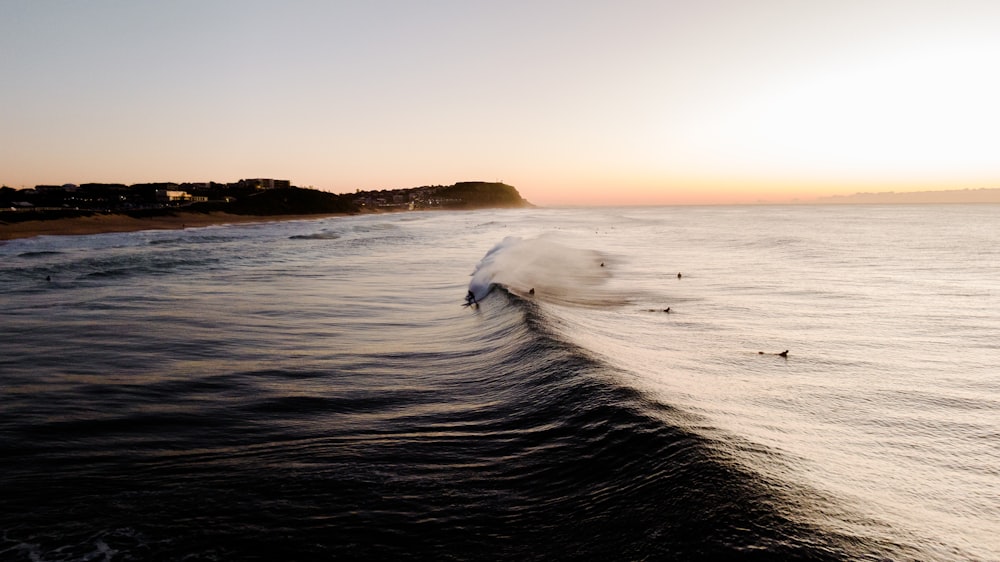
811 187 1000 204
0 181 531 224
350 181 530 210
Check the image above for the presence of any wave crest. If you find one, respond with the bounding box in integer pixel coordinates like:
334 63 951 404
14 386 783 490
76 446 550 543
469 236 627 307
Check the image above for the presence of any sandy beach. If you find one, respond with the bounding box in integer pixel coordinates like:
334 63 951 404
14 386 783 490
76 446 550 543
0 211 351 241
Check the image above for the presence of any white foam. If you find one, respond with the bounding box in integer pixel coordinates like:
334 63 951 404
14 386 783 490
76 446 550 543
469 235 626 307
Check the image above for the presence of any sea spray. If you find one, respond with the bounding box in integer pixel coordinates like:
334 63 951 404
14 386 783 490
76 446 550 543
468 235 629 307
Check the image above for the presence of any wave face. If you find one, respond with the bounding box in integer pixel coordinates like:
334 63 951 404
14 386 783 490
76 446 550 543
2 206 998 560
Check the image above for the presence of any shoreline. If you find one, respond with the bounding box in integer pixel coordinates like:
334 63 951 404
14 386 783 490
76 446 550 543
0 211 355 241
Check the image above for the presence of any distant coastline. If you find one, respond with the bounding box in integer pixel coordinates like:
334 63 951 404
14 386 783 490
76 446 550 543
0 181 531 241
809 187 1000 204
5 182 999 241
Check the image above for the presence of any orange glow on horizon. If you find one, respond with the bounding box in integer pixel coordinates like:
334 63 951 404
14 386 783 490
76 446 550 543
518 176 1000 207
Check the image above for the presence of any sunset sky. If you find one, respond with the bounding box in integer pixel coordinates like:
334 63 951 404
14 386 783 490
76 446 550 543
3 1 999 205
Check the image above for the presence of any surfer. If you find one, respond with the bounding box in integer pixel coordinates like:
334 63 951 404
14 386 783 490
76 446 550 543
758 350 789 357
677 272 682 279
529 288 535 295
779 350 788 358
465 290 478 308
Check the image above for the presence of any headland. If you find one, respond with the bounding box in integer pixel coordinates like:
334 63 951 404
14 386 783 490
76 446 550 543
0 181 530 241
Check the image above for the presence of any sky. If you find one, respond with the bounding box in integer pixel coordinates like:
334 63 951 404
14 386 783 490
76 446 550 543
2 1 999 205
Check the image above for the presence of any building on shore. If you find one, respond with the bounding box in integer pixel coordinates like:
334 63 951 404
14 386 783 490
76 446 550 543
156 190 193 204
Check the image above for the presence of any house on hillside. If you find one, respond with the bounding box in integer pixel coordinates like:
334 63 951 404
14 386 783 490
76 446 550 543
156 190 192 204
238 178 291 190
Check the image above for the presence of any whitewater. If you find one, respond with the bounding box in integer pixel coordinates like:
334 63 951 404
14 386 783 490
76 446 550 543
2 205 998 560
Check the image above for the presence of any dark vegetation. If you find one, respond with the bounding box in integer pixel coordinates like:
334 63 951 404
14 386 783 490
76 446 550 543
190 187 358 216
433 181 528 208
351 181 529 210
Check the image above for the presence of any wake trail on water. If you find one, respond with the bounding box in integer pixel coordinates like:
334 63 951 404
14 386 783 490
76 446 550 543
468 236 630 307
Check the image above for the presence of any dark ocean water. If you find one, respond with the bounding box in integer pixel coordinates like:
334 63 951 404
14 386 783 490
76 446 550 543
1 206 998 561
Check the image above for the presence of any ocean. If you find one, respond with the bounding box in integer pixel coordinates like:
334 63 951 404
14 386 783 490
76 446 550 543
1 205 997 561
